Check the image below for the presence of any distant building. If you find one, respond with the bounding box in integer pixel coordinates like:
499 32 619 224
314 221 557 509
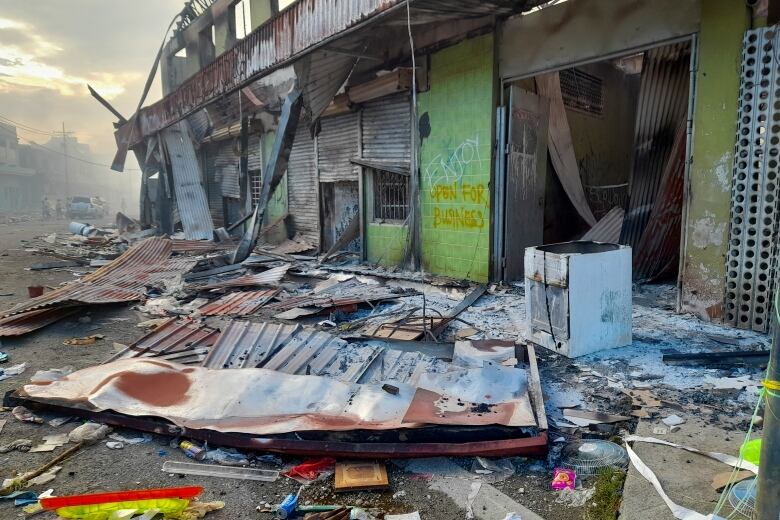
0 122 39 214
8 128 137 218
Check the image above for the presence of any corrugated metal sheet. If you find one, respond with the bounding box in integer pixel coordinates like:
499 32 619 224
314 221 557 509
199 289 280 316
215 139 241 199
198 319 445 385
261 329 383 383
162 121 215 240
199 264 290 290
0 238 195 320
633 120 686 282
136 0 403 138
361 93 411 170
266 287 404 312
0 306 82 337
186 109 212 142
258 236 315 254
318 111 360 182
170 239 233 253
133 0 521 140
580 207 624 243
620 42 690 249
287 127 320 248
21 356 536 434
296 49 358 123
105 318 220 365
202 320 301 369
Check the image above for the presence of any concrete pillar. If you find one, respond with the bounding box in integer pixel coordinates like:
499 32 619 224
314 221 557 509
199 28 216 66
214 4 236 55
679 0 750 320
185 37 202 79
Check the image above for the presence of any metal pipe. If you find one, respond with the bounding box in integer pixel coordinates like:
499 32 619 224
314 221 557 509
755 289 780 519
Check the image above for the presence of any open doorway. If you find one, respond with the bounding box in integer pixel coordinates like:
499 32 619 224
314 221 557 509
495 39 692 286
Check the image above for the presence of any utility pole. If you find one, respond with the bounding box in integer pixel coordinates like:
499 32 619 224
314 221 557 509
61 122 71 200
755 281 780 519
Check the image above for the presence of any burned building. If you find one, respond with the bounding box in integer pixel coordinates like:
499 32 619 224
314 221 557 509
108 0 775 333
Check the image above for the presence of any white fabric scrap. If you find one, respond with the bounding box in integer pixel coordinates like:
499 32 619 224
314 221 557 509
662 415 685 427
625 443 718 520
625 436 758 474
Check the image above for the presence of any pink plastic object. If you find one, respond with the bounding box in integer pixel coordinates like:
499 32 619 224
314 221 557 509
551 468 576 490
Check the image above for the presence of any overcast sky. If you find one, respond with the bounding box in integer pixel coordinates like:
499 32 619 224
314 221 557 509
0 0 183 166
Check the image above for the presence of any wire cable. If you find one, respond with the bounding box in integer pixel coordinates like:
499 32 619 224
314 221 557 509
0 114 60 136
0 125 139 172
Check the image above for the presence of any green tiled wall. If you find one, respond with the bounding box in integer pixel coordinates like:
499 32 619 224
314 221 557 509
366 222 407 266
418 34 494 281
262 130 289 243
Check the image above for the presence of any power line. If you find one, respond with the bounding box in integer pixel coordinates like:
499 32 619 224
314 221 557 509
0 124 140 172
0 114 60 136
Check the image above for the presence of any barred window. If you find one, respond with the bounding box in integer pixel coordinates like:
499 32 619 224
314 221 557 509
250 170 261 208
559 68 604 116
373 169 409 222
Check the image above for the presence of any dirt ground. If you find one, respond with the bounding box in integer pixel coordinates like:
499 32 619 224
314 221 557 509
0 219 594 520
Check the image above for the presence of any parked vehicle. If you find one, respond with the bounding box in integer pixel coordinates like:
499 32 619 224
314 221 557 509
67 196 107 219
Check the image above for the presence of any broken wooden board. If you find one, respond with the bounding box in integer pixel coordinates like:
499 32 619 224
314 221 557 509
711 470 754 491
334 461 389 492
621 388 662 408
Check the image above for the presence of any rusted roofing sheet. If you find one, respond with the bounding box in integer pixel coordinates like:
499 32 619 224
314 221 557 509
171 240 233 253
105 318 220 365
132 0 524 141
199 289 280 316
266 288 404 312
136 0 401 139
580 207 625 243
632 121 686 282
22 358 536 435
0 306 83 337
199 264 290 290
0 238 194 319
162 122 215 240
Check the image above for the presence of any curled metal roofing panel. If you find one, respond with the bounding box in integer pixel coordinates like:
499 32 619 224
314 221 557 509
105 318 220 365
0 238 193 319
199 289 280 316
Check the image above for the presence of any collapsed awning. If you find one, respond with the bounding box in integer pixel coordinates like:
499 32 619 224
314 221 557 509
21 358 537 435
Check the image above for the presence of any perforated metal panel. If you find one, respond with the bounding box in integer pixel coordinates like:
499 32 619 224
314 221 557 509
726 27 780 332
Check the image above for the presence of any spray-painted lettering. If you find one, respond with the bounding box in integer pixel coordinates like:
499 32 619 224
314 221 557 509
433 207 485 230
424 135 482 192
430 182 486 203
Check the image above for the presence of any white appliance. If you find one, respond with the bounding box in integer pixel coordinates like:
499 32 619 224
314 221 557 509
524 241 632 358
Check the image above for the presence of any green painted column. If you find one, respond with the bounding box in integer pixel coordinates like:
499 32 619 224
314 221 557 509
680 0 750 320
417 34 496 281
262 130 289 244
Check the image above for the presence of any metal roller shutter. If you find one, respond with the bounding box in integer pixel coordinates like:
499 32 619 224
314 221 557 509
287 128 319 248
317 111 359 182
201 144 224 228
247 133 263 172
215 139 241 199
361 93 411 167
